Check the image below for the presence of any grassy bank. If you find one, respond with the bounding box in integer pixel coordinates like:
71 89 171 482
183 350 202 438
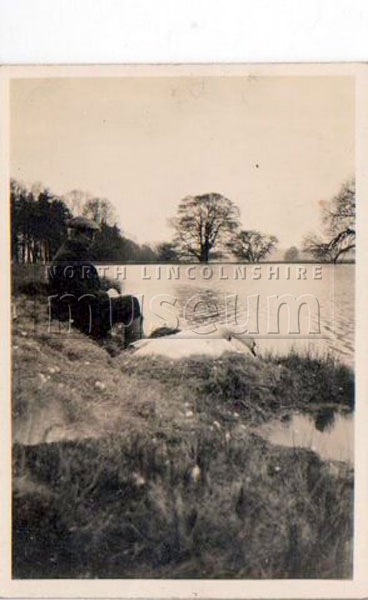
12 295 354 579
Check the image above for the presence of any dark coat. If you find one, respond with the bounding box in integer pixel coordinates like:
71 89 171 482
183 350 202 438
49 239 106 301
49 239 140 338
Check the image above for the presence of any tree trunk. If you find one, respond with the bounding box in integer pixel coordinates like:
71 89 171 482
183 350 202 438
200 239 210 262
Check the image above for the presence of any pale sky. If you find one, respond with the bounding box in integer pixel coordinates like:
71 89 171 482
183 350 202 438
10 76 354 248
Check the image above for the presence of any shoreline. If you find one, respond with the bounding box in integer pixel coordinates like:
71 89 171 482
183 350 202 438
95 263 328 283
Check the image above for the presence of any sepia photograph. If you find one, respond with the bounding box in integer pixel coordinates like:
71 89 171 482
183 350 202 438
5 65 358 584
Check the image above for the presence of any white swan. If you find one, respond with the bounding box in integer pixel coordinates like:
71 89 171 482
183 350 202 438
130 325 257 359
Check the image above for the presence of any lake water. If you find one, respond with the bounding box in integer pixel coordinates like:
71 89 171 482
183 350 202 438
104 263 355 367
254 411 354 465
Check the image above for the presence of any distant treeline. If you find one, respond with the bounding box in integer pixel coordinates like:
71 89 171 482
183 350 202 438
10 179 159 264
10 178 355 265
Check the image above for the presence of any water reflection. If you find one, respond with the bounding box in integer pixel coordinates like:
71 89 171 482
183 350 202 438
314 407 336 432
255 411 353 464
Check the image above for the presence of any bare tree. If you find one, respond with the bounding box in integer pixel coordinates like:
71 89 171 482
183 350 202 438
228 230 278 262
82 197 117 226
64 190 117 226
64 189 92 216
171 193 240 262
302 179 355 263
322 179 355 262
302 234 334 262
155 242 180 262
284 246 299 262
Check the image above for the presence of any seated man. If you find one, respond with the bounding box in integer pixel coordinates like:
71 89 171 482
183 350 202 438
49 216 142 344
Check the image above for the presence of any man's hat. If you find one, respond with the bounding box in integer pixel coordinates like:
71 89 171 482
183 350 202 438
67 216 100 231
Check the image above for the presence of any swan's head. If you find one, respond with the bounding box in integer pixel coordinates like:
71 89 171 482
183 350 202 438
233 334 257 356
216 326 257 356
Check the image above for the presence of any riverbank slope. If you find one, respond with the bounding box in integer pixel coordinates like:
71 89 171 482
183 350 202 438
12 295 354 578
